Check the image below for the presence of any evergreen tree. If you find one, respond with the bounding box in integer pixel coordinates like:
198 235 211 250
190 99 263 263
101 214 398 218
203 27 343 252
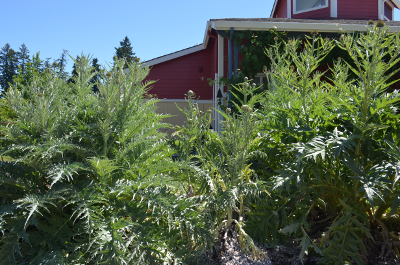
67 55 80 84
56 49 68 79
18 43 30 78
69 56 102 92
13 52 44 87
90 58 102 92
0 43 19 94
114 36 138 67
43 57 52 69
31 52 44 74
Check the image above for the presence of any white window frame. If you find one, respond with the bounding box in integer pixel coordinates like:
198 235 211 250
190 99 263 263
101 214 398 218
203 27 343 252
293 0 329 15
382 0 394 21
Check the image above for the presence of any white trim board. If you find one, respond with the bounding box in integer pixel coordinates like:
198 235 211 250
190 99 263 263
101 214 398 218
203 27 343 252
202 21 212 50
270 0 280 17
144 21 211 67
331 0 338 18
159 99 213 104
211 20 400 33
146 17 400 68
384 0 395 20
392 0 400 8
271 0 292 18
386 0 395 8
143 45 204 66
380 0 398 20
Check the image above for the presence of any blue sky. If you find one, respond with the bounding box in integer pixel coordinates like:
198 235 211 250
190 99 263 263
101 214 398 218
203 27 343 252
2 0 400 73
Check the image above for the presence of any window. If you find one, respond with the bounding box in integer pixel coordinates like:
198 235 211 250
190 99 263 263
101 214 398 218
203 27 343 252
384 1 393 20
294 0 328 14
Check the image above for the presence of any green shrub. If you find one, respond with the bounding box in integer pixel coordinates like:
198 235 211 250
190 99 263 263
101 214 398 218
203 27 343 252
0 56 212 264
172 84 267 259
2 24 400 265
245 25 400 264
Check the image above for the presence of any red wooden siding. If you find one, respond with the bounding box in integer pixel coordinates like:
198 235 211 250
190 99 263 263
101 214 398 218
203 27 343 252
292 0 331 19
337 0 378 20
275 0 288 18
385 2 393 20
145 40 216 100
273 0 383 20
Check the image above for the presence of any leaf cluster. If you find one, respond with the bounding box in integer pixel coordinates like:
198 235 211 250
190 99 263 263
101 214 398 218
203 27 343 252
243 25 400 264
0 57 212 264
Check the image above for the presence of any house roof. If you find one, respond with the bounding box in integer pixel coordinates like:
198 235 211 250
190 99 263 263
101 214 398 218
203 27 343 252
270 0 400 18
270 0 280 18
144 44 203 66
393 0 400 8
208 18 400 34
145 18 400 66
211 18 400 24
210 18 400 27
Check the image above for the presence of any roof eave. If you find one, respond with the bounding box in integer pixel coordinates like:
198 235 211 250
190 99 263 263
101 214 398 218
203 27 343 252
211 20 400 33
143 44 204 66
202 21 212 49
392 0 400 9
270 0 279 18
147 18 400 67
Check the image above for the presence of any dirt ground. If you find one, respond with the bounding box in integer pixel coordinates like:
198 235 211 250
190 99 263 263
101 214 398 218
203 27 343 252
202 223 400 265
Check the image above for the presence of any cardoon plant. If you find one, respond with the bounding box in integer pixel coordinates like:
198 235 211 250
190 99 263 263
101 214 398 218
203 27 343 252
0 56 212 264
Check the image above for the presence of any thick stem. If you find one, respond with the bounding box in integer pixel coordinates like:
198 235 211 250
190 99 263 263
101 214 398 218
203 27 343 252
103 135 108 158
375 194 395 220
227 207 233 228
239 195 244 223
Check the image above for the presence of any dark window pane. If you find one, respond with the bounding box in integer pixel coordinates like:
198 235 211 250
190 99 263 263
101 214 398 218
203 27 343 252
296 0 327 12
385 2 393 20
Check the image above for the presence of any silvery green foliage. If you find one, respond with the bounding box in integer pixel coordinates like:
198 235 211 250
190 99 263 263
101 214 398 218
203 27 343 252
0 56 212 264
247 26 400 264
172 84 267 259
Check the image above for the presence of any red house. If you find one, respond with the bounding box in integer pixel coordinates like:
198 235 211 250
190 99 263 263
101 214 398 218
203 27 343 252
145 0 400 132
